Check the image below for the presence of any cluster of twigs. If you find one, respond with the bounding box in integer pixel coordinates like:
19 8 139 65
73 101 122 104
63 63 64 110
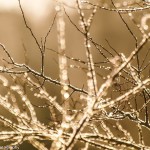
0 0 150 149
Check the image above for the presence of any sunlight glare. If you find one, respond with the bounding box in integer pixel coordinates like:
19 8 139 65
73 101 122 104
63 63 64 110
0 0 18 11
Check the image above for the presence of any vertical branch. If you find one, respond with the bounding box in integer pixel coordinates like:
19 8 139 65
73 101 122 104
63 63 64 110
76 0 98 106
51 1 69 150
63 1 99 149
56 1 69 103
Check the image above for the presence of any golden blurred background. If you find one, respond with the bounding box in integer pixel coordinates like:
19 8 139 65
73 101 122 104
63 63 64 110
0 0 150 149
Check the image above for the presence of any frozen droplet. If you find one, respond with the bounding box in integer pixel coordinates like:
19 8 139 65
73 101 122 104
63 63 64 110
141 14 150 30
55 5 60 12
22 96 27 101
64 92 69 99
